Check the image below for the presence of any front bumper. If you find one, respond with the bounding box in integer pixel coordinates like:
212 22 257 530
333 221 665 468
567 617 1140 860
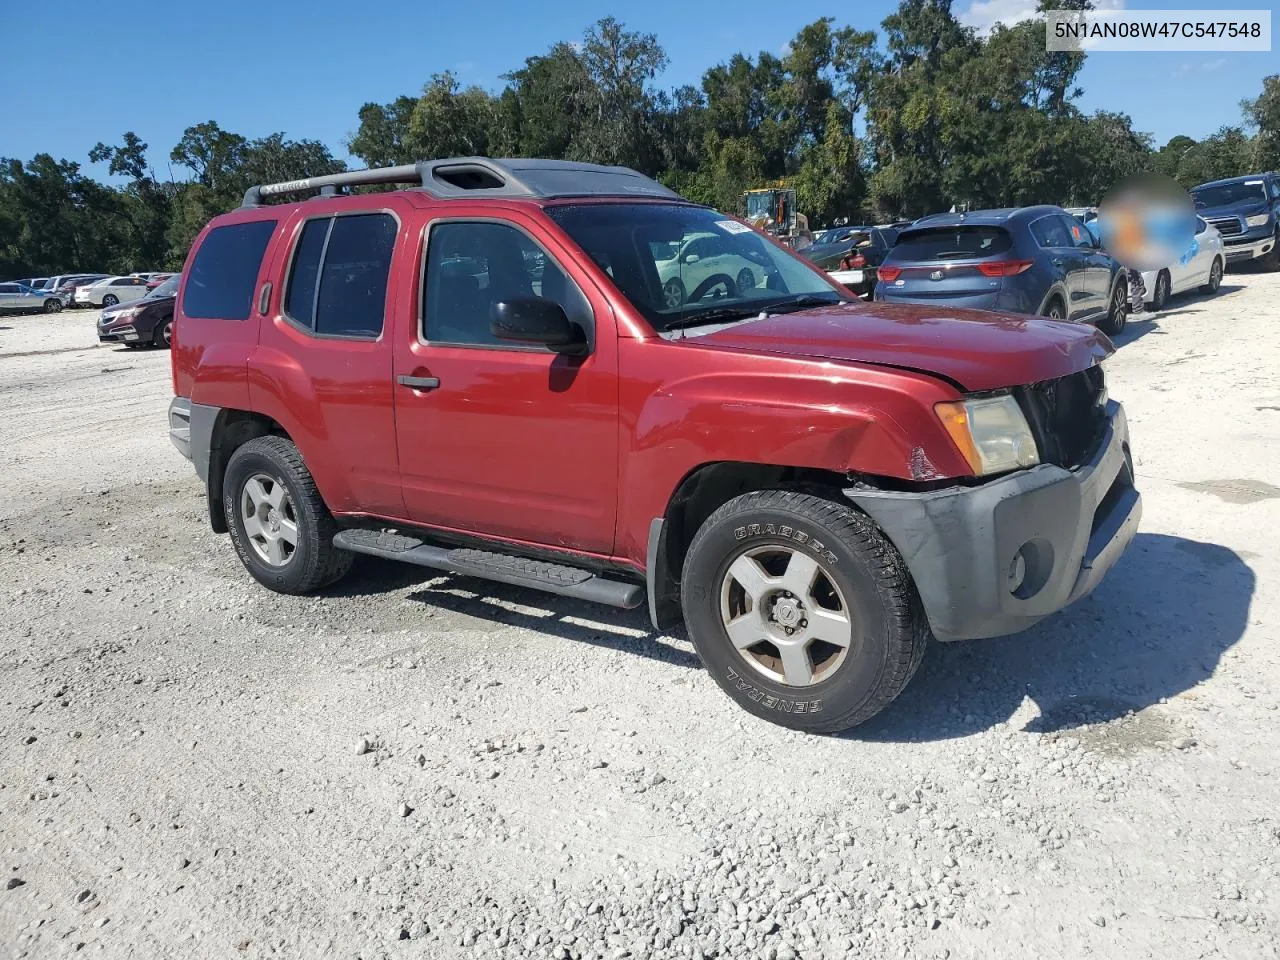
1223 231 1276 262
845 401 1140 641
97 319 141 342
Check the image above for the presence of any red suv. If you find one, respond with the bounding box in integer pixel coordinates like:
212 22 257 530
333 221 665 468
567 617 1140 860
168 158 1140 732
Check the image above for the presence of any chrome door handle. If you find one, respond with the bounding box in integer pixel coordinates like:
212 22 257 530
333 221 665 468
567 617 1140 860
397 375 440 391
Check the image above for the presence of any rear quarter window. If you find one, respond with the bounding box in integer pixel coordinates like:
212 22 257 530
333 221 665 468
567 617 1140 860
890 226 1012 261
183 220 277 320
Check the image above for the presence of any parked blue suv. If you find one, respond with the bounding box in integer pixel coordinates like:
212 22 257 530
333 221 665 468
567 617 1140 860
1191 173 1280 270
874 206 1129 335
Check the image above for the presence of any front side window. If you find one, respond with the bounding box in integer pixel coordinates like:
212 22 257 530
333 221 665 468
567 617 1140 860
283 213 396 338
545 203 845 333
184 219 277 320
423 220 589 347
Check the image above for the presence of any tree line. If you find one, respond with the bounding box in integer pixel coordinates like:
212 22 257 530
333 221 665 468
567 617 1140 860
3 0 1278 279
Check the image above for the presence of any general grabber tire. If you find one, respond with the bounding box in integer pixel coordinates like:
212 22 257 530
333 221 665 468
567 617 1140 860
223 436 352 594
681 490 928 733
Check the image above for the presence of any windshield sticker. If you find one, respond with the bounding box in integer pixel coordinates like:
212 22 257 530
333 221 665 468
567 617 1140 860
716 220 753 235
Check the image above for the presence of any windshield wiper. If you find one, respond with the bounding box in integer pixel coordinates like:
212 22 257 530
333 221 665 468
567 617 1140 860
762 294 846 316
663 307 765 332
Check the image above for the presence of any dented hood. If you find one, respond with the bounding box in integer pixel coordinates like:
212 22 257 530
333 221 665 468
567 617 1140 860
694 302 1114 392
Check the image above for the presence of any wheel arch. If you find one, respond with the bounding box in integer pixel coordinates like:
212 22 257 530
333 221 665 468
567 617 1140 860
202 407 292 534
647 460 860 631
1036 284 1068 318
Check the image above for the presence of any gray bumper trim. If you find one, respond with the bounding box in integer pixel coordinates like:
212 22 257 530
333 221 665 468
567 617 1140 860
846 402 1140 642
168 397 192 461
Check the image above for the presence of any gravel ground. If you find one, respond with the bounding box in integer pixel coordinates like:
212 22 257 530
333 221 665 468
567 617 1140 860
1 280 1279 960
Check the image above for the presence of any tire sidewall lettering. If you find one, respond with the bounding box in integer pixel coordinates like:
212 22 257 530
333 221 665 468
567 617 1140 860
732 522 839 567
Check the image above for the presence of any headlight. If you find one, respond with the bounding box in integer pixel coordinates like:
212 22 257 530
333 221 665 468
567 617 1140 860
935 395 1039 476
1246 214 1272 228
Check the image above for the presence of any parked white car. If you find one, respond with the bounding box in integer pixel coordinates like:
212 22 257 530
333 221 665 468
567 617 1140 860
657 232 764 308
1142 217 1225 310
74 275 151 308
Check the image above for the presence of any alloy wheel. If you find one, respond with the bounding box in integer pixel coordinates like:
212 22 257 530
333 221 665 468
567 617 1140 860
239 474 299 567
719 545 854 687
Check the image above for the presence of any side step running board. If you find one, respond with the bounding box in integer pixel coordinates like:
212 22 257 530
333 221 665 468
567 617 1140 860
333 530 644 609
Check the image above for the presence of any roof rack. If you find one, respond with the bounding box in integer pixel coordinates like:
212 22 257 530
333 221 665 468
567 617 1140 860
240 157 681 208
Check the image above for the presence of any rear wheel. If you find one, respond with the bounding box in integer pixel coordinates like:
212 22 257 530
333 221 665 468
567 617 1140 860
224 436 352 594
1200 257 1223 294
43 298 62 314
1043 298 1065 320
101 294 118 308
736 267 755 294
1097 279 1128 336
1151 270 1170 311
681 490 929 733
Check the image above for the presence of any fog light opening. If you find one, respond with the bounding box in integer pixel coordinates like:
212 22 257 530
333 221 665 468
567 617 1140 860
1008 552 1027 594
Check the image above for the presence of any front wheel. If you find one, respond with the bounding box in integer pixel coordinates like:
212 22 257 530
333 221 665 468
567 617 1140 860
662 279 685 310
153 317 172 348
681 490 928 733
736 267 755 294
1200 257 1223 294
224 435 352 594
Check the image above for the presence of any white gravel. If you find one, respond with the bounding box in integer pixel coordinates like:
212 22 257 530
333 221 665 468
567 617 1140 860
1 281 1279 960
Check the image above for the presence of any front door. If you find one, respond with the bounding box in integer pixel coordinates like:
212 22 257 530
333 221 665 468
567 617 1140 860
393 213 620 556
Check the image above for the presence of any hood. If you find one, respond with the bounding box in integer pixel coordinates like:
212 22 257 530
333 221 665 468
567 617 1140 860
691 302 1113 392
1197 200 1270 219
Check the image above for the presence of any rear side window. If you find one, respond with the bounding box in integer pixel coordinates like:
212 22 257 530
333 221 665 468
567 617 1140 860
184 220 276 320
283 213 396 338
891 226 1012 261
1030 216 1073 248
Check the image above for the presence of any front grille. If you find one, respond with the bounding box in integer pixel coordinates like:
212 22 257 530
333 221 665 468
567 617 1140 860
1207 216 1243 237
1016 366 1106 470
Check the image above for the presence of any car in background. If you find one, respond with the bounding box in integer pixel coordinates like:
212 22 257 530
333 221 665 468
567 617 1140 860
144 272 177 290
1191 173 1280 270
874 205 1129 335
74 275 150 308
0 282 64 314
19 277 50 290
59 275 109 306
1065 206 1098 227
656 231 767 307
802 225 898 298
98 274 178 348
1141 216 1225 310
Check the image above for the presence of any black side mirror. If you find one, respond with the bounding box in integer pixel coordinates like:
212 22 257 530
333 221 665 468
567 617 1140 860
490 297 586 354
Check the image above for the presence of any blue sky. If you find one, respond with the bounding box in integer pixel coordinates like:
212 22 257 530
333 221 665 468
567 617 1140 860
0 0 1275 182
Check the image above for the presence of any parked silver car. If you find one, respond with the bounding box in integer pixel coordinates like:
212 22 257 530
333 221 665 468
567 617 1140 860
0 282 64 314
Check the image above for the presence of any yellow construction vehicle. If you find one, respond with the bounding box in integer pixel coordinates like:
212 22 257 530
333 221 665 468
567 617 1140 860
743 183 812 248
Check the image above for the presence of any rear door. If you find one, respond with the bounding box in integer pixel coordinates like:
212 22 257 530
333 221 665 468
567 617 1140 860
393 208 620 555
251 205 405 518
1029 214 1087 318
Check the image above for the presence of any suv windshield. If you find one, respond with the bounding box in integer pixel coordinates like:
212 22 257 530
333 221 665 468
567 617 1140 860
545 203 845 330
1192 181 1268 208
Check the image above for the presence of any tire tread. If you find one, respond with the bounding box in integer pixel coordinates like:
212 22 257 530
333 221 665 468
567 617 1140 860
683 489 928 733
